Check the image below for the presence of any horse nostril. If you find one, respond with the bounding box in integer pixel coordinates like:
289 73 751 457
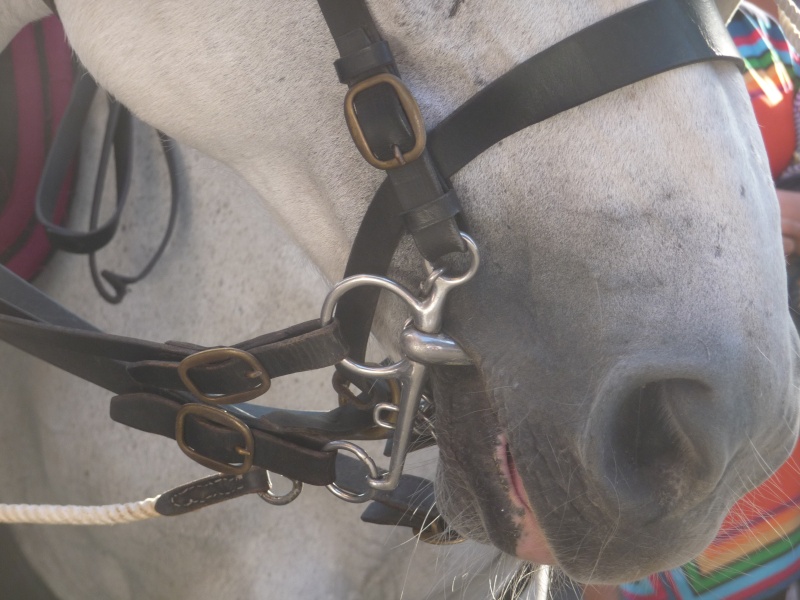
599 377 725 517
615 380 702 473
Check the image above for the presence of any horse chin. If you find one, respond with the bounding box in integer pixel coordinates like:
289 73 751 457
430 367 556 565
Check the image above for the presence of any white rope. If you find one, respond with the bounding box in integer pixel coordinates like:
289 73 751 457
776 0 800 55
0 498 160 525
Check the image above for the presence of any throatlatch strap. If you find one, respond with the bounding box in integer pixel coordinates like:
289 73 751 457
336 0 743 362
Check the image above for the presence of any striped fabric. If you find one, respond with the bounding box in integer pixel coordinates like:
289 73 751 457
728 3 800 103
621 4 800 599
621 446 800 600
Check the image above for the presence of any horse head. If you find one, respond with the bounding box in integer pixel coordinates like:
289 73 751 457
20 0 800 585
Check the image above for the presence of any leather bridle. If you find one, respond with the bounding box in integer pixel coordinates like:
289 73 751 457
0 0 741 546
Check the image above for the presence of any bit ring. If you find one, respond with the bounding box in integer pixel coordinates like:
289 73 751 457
323 441 380 503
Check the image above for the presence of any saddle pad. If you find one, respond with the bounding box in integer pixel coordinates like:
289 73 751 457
0 16 74 280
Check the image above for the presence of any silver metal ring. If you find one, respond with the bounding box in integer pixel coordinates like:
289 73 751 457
323 440 380 503
257 472 303 506
321 274 419 326
423 232 480 286
320 274 421 379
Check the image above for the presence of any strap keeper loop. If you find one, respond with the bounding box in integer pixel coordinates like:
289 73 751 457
335 40 395 84
400 189 461 234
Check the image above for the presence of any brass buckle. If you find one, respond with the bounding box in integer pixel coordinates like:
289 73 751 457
344 73 426 170
175 404 255 475
177 347 270 404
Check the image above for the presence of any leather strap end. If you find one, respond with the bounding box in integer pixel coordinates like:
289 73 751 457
360 501 423 530
360 501 462 544
154 470 270 516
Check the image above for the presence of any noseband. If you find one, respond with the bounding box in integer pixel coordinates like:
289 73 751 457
0 0 740 554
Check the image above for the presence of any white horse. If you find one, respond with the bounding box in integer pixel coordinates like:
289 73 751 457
1 0 798 598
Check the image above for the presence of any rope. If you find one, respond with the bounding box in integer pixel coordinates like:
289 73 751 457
0 498 160 525
776 0 800 55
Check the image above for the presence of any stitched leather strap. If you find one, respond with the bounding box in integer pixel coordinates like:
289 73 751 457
155 469 271 516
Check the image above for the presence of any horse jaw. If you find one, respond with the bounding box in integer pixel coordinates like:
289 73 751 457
43 0 800 584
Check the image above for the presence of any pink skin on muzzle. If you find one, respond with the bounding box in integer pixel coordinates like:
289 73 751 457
496 436 556 564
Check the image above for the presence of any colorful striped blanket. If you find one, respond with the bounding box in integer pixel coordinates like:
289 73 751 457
620 447 800 599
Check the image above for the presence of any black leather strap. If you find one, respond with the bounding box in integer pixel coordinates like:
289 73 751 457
0 265 137 393
359 475 460 542
126 320 348 395
109 393 346 485
35 73 131 255
155 470 271 516
427 0 742 178
0 311 348 397
34 67 180 304
316 0 465 262
89 130 180 304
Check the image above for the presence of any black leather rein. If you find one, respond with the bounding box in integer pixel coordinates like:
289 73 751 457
0 0 741 529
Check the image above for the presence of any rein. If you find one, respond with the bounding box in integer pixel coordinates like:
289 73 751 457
0 0 740 569
34 72 180 304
